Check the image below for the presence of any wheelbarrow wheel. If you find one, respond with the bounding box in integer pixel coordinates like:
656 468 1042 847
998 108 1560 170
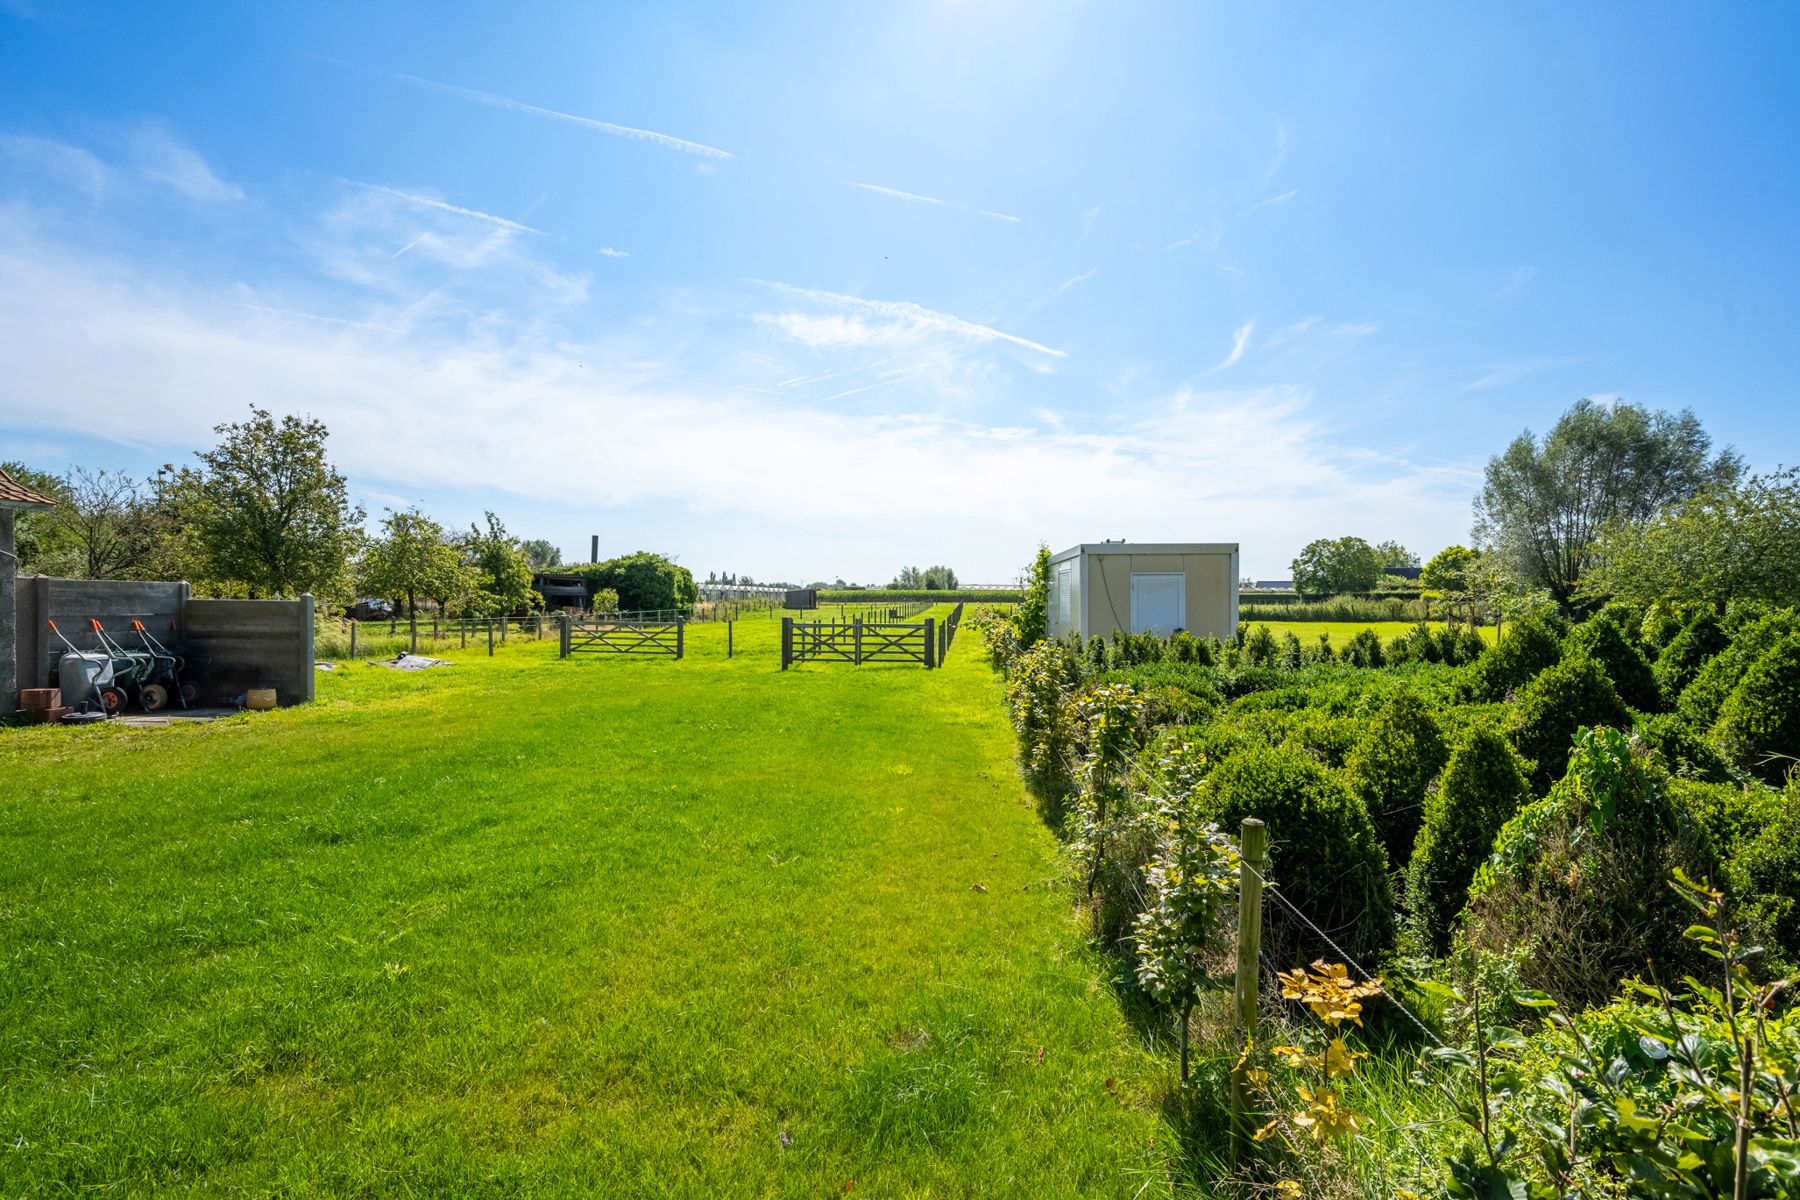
99 685 128 715
140 683 170 712
179 683 198 705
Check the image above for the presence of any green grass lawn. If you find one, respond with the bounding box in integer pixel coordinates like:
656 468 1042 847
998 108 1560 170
1250 619 1498 647
0 610 1183 1197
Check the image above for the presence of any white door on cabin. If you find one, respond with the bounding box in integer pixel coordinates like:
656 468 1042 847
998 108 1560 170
1129 573 1185 635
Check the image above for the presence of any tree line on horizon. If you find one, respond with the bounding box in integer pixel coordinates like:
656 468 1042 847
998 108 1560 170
4 407 695 618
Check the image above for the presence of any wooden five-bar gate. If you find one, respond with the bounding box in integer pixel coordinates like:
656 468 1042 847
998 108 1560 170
782 615 939 669
559 616 684 659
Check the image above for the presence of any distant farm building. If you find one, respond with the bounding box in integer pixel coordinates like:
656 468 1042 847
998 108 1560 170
1046 542 1240 642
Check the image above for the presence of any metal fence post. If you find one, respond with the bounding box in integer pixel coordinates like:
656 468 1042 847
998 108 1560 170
1231 817 1268 1161
923 617 936 668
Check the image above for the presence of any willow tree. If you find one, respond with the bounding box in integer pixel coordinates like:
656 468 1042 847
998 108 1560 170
1473 399 1740 608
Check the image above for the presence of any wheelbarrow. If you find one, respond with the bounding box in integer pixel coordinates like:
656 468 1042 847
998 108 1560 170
46 619 126 716
128 619 194 710
88 619 157 713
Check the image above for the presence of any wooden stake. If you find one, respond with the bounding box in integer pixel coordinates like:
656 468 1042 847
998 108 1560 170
1231 816 1267 1162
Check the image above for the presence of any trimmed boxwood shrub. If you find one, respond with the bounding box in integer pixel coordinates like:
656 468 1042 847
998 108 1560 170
1341 628 1384 668
1676 608 1800 731
1652 610 1728 705
1565 614 1661 712
1198 744 1395 964
1639 602 1687 652
1727 779 1800 971
1345 689 1449 867
1635 711 1733 783
1508 654 1633 795
1458 612 1565 702
1462 727 1717 1008
1712 631 1800 784
1278 709 1368 771
1384 624 1441 666
1405 727 1532 955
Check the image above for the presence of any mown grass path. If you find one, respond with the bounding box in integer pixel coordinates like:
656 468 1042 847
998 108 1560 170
1 612 1177 1197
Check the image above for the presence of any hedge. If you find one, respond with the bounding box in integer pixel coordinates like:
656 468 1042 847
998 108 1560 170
1565 614 1660 712
1405 726 1531 955
1712 631 1800 783
1198 744 1395 964
1458 612 1565 703
817 588 1021 604
1508 653 1633 794
1345 689 1449 868
1652 610 1728 705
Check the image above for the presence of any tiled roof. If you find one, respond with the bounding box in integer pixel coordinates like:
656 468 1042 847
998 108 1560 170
0 465 58 509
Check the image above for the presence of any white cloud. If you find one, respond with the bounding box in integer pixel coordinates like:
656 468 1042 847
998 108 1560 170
596 246 629 257
393 72 734 160
0 133 109 201
849 182 1020 223
1240 189 1298 215
0 212 1473 579
1213 319 1255 370
343 181 542 234
758 282 1066 358
127 123 243 202
1052 267 1098 298
1490 265 1537 304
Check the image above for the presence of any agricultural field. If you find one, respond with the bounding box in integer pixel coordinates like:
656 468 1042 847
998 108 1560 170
1243 619 1498 648
0 610 1177 1197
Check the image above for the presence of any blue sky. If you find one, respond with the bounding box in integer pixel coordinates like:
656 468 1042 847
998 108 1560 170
1 3 1796 582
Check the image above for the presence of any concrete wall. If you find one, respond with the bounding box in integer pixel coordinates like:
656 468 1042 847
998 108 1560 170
10 579 314 710
184 595 315 706
1 511 15 715
13 577 189 694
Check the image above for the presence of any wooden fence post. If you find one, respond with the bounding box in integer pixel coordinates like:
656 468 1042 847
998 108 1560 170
559 613 571 659
410 615 418 654
727 620 734 658
781 617 793 670
460 622 466 649
350 621 357 658
923 617 937 668
501 617 508 643
853 617 863 665
487 620 495 657
1231 817 1268 1162
675 619 685 660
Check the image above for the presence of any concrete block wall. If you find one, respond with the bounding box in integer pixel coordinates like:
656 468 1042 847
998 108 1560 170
13 577 189 693
10 580 314 711
182 595 314 706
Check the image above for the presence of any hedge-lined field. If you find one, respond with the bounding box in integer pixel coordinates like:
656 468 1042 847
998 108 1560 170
0 613 1177 1197
818 588 1023 604
981 600 1800 1196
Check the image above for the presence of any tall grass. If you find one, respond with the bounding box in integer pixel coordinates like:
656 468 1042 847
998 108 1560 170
1241 595 1432 623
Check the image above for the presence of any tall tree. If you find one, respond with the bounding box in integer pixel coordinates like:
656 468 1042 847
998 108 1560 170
360 508 469 616
922 564 959 590
519 538 562 570
1291 536 1382 596
1421 544 1485 623
47 467 157 580
1473 398 1741 607
0 461 74 575
180 408 365 600
891 565 924 588
1371 540 1419 572
1585 468 1800 613
461 512 538 615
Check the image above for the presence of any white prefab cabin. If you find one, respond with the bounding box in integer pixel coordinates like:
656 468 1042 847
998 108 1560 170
1045 542 1240 642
